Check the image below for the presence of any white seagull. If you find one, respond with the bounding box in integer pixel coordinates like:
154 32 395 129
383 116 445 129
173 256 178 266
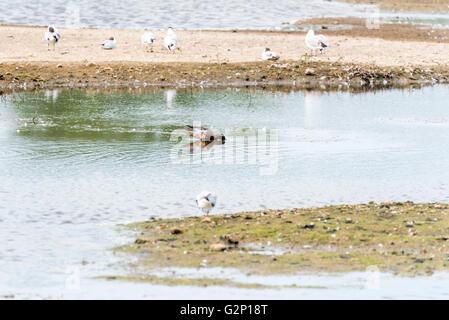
261 48 280 61
305 29 328 56
164 27 178 53
45 26 61 51
102 37 117 50
196 191 217 215
141 31 156 52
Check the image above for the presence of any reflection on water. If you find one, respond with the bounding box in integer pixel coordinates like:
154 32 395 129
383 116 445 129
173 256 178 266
1 85 449 298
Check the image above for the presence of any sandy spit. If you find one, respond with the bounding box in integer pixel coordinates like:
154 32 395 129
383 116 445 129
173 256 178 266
1 25 449 91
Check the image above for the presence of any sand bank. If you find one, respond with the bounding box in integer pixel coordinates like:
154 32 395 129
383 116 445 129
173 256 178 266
109 202 449 287
1 24 449 90
336 0 449 12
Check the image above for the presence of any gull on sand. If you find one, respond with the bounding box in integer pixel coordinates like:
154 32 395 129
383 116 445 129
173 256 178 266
305 29 328 56
261 48 280 61
164 27 178 53
141 31 156 52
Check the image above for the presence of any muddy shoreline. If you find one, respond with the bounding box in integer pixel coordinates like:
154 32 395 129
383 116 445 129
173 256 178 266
1 61 448 94
110 202 449 287
336 0 449 12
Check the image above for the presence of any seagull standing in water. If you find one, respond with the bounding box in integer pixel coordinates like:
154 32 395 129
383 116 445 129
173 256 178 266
102 37 117 50
196 191 217 215
141 31 156 52
45 26 60 51
261 48 280 61
164 27 178 53
305 29 328 56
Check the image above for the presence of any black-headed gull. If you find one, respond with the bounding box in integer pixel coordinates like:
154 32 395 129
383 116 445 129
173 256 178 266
196 191 217 215
141 31 156 52
261 48 280 61
164 27 178 53
102 37 116 50
305 29 328 56
45 26 61 51
185 125 226 143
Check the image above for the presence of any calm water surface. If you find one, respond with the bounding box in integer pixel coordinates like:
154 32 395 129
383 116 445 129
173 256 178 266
1 85 449 298
0 0 448 30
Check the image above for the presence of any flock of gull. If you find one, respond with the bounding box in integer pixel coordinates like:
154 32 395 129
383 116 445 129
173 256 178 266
44 25 329 215
45 26 329 59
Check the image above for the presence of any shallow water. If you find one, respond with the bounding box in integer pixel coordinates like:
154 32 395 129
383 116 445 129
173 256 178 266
0 0 448 30
1 85 449 298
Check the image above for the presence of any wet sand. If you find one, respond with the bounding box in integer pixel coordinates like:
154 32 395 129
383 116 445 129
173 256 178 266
336 0 449 12
112 202 449 288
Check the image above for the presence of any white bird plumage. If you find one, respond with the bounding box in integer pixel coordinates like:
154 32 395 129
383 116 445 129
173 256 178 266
44 26 60 51
164 27 178 53
196 191 217 215
141 32 156 52
261 48 280 61
305 29 328 56
102 37 117 50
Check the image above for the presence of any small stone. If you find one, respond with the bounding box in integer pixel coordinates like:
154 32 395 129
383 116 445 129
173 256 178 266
221 234 239 246
134 238 148 244
380 201 391 208
209 243 226 251
414 258 425 264
202 217 212 223
170 227 183 235
57 64 63 68
305 68 315 76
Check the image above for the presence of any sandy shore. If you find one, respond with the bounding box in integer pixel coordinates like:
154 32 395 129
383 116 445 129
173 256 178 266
1 24 449 90
1 25 448 66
